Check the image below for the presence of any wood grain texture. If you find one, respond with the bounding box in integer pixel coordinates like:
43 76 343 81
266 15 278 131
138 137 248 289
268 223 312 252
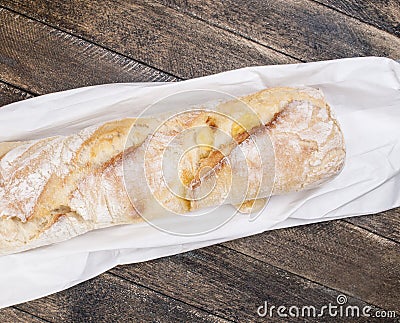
345 208 400 243
156 0 400 62
314 0 400 36
14 273 227 323
0 8 176 95
223 220 400 311
0 81 34 107
0 0 294 79
111 245 385 322
0 0 399 321
0 308 46 323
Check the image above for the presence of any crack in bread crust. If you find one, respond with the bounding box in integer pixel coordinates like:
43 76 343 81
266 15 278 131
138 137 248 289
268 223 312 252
0 87 346 255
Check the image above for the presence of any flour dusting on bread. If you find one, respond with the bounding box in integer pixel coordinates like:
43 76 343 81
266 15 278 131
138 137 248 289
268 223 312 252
0 87 345 255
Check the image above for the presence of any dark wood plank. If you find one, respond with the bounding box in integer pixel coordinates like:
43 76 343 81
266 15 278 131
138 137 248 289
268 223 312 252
0 0 294 79
314 0 400 36
0 307 46 323
223 220 400 311
111 245 386 322
0 2 399 321
0 81 34 107
0 8 176 95
155 0 400 62
345 208 400 243
15 272 227 323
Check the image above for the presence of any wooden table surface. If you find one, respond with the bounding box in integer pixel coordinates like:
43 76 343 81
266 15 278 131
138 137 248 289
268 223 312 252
0 1 399 322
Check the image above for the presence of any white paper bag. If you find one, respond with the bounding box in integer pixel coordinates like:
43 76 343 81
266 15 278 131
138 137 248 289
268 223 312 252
0 57 399 308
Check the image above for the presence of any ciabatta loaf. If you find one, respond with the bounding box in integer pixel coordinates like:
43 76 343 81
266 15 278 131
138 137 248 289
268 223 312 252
0 87 345 255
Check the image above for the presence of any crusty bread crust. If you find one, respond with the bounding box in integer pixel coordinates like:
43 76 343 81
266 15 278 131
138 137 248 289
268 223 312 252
0 87 345 255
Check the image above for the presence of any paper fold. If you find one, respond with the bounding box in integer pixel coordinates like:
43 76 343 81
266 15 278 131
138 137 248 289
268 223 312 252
0 57 399 308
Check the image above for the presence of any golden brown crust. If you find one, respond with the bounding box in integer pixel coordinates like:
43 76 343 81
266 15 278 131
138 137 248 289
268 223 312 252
0 87 345 255
189 92 345 210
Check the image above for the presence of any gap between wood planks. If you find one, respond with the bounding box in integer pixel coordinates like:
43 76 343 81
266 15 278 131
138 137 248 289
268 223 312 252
3 73 398 314
0 3 398 316
0 10 178 95
2 0 399 78
0 3 294 82
3 1 400 88
12 240 389 322
0 80 36 98
8 307 50 323
1 84 399 319
109 245 393 321
0 23 396 306
345 208 400 242
13 272 230 323
310 0 400 36
7 241 399 321
153 0 400 61
222 220 400 310
219 244 396 315
343 219 400 246
107 271 233 322
0 8 178 92
155 0 304 63
0 6 179 83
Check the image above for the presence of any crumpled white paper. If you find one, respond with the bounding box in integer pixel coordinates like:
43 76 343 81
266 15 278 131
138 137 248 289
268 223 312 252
0 57 399 308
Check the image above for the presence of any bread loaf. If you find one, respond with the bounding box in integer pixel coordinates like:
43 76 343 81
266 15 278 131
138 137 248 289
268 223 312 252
0 87 345 255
